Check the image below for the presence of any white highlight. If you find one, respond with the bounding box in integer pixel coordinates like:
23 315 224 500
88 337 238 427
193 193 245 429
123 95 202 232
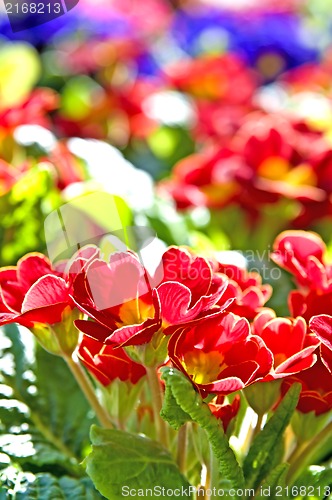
67 138 154 210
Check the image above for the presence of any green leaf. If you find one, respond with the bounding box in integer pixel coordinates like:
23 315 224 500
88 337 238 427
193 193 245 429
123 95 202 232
293 464 332 499
61 76 102 120
16 474 104 499
160 381 191 430
146 126 195 172
3 473 104 499
33 345 94 459
0 325 95 476
243 383 301 489
161 367 245 490
291 410 330 443
244 380 282 416
101 379 145 426
84 425 193 500
255 464 289 500
144 199 191 247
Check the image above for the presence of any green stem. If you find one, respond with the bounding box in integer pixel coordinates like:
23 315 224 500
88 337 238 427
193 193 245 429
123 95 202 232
146 366 169 448
253 413 264 439
206 441 219 499
243 412 264 455
64 354 113 429
176 424 188 473
286 440 307 465
287 420 332 485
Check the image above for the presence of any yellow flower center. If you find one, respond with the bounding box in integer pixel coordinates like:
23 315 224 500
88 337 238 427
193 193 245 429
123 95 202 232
274 353 287 367
118 297 154 325
258 157 316 186
183 350 226 385
258 156 289 180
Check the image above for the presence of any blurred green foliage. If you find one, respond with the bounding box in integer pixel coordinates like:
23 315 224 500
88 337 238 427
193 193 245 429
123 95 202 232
0 324 103 498
0 166 61 266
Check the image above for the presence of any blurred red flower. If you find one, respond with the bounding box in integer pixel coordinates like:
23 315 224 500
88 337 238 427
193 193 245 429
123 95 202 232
167 55 257 104
281 358 332 415
159 146 241 210
47 142 86 190
233 114 324 208
0 88 58 133
216 261 272 320
272 230 332 320
160 113 329 221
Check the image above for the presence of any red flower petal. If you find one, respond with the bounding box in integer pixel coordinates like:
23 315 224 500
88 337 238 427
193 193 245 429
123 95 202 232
273 349 317 377
310 314 332 350
321 344 332 373
273 230 325 265
105 317 162 347
157 280 229 325
17 253 56 290
66 244 101 281
78 335 146 386
22 275 70 313
288 290 307 317
160 247 213 301
85 254 150 312
0 312 19 324
75 319 112 342
21 303 72 326
202 376 246 395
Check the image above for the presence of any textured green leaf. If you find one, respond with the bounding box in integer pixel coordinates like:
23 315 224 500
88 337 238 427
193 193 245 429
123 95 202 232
11 473 104 499
0 324 32 396
161 367 245 490
34 345 94 459
160 380 191 430
254 438 284 489
255 464 289 500
0 325 95 476
243 383 301 489
84 426 193 500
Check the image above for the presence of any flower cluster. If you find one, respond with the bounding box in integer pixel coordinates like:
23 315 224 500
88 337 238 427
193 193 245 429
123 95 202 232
160 111 332 228
1 230 331 427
